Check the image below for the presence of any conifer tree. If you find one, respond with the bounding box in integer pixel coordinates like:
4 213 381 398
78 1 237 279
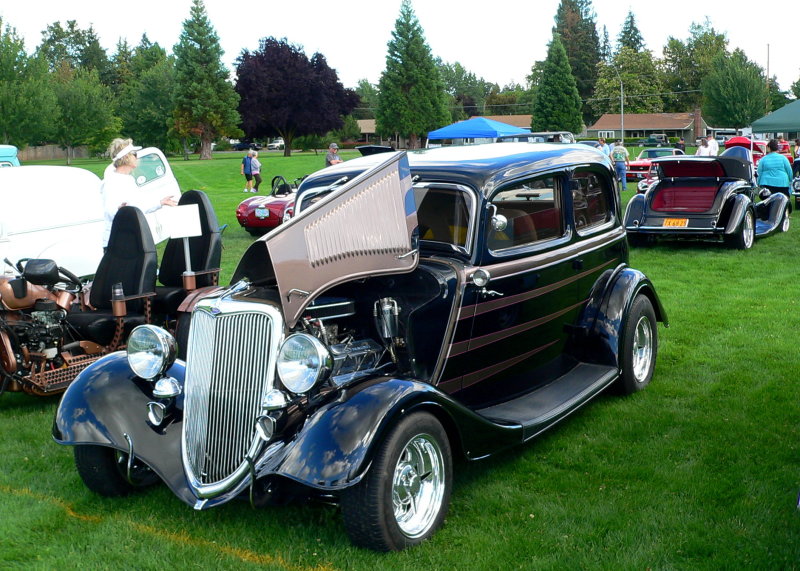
172 0 240 159
531 34 582 134
553 0 601 122
376 0 449 148
618 10 645 52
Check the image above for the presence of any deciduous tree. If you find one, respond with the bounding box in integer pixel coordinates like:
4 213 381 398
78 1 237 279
702 49 767 129
591 47 664 118
52 67 118 163
36 20 109 76
173 0 240 159
235 37 357 156
531 34 582 134
0 19 56 146
376 0 449 148
353 79 379 120
660 20 728 112
436 59 495 118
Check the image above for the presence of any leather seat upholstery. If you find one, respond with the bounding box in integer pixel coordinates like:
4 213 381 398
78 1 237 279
66 206 157 346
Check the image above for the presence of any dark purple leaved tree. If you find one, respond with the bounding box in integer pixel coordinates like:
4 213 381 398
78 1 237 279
235 37 358 156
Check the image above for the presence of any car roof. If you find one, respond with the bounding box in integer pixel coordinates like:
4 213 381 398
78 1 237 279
299 143 612 196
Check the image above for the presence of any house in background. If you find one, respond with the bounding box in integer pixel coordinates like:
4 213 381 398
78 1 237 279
586 111 708 142
357 115 534 149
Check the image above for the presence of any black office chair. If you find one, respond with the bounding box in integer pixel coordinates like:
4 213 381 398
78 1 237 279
66 206 158 348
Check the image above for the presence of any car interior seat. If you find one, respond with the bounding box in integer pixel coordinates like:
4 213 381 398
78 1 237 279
65 206 158 348
154 190 222 317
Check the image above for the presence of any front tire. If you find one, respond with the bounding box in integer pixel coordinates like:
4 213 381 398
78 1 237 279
74 445 159 497
616 294 657 394
341 412 452 551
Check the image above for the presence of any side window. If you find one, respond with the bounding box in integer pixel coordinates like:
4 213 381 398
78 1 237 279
415 186 471 249
488 175 564 250
132 153 168 187
571 171 611 232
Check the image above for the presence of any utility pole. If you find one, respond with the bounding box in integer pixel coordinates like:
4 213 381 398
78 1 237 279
766 44 771 114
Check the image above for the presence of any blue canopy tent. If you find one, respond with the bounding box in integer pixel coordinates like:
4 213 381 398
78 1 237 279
426 117 529 145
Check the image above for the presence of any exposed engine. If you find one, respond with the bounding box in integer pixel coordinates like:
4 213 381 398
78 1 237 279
0 299 70 379
0 259 101 395
298 295 406 385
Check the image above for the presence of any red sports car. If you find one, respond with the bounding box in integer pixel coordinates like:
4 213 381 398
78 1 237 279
235 176 297 236
626 148 685 182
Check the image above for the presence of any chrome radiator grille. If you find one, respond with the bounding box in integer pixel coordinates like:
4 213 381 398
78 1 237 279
182 302 279 489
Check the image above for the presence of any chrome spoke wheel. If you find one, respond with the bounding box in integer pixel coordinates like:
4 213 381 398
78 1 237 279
782 208 791 232
743 212 754 248
631 315 654 383
391 434 446 539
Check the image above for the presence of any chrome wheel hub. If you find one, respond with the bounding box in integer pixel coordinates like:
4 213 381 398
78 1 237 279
392 434 445 539
631 315 653 382
743 214 754 248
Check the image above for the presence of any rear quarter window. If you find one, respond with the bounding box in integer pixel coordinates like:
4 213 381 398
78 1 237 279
571 171 612 232
487 175 564 251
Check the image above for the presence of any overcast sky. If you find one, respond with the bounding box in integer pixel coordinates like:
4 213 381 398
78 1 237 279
1 0 796 95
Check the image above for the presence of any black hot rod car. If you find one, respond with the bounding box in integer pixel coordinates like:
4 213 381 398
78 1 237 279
624 155 791 249
54 144 667 551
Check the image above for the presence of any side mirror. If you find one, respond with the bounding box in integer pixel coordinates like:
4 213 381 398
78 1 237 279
487 204 508 232
492 214 508 232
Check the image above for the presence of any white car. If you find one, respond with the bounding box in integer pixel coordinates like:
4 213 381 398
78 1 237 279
267 138 285 150
0 148 181 278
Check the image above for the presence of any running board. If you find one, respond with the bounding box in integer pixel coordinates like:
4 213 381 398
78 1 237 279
474 363 618 441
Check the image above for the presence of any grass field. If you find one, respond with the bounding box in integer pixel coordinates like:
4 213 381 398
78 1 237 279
2 149 799 569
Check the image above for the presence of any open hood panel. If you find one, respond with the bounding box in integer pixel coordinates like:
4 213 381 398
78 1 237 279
264 152 418 328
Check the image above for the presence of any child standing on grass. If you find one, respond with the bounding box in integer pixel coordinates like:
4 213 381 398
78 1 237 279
241 150 253 192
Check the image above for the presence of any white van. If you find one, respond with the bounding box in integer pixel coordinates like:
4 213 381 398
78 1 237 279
0 148 180 278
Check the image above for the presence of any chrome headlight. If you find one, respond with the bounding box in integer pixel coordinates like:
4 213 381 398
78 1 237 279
792 177 800 192
127 325 177 380
276 333 332 394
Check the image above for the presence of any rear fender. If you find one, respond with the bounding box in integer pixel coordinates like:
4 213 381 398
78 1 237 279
52 352 195 505
724 194 752 234
622 193 647 230
574 266 668 368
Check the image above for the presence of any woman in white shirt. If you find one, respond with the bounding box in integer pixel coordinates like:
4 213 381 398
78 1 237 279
695 138 712 157
101 138 177 248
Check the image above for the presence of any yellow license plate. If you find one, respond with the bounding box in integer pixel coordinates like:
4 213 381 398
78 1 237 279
663 218 688 227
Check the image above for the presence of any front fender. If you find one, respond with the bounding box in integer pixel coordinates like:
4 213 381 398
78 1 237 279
576 266 668 368
52 352 195 505
270 377 520 489
754 191 789 235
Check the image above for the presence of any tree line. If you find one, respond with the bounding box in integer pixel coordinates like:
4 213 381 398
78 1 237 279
2 0 798 161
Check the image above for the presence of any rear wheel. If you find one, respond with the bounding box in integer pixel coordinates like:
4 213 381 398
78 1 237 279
341 412 452 551
726 209 755 250
616 294 657 394
74 445 159 497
